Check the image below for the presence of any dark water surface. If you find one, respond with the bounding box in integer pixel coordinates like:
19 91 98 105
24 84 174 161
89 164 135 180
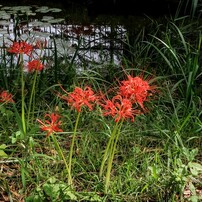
0 0 180 17
0 0 183 73
0 3 128 73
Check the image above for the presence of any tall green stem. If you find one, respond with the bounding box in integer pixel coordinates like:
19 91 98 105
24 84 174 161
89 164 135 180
99 121 119 177
51 133 72 186
27 49 43 126
20 53 26 136
105 120 123 192
68 111 81 184
27 70 38 125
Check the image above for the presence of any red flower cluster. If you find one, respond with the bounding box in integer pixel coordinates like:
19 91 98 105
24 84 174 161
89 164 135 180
100 95 141 122
119 75 155 109
7 41 33 56
0 90 14 104
27 59 43 72
59 86 97 112
37 113 63 137
57 74 156 123
99 74 156 122
7 41 45 73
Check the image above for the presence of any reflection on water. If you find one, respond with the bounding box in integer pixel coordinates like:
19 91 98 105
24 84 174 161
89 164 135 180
0 5 127 73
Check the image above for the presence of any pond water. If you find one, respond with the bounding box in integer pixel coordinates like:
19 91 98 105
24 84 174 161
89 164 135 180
0 5 127 73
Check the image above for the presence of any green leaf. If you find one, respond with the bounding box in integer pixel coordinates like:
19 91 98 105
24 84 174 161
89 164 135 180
188 162 202 176
189 182 196 196
43 183 59 199
49 176 57 184
189 195 200 202
77 192 102 201
25 194 44 202
0 144 6 149
0 105 6 114
189 162 202 171
0 144 7 157
0 150 8 157
43 181 77 201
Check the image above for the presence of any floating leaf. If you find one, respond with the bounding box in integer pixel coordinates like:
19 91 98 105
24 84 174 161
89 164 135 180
0 20 10 26
42 16 54 22
49 8 62 13
35 6 50 13
49 18 64 24
11 6 32 12
40 22 51 28
0 11 10 20
30 21 46 27
1 6 11 10
26 12 36 16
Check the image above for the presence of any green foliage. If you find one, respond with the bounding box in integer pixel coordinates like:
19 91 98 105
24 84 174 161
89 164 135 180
0 1 202 201
145 20 202 113
25 177 102 202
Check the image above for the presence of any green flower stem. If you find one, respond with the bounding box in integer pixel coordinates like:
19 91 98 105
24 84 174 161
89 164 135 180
105 119 123 192
20 53 26 136
28 50 43 126
51 133 72 186
27 70 38 125
99 121 119 177
69 111 81 180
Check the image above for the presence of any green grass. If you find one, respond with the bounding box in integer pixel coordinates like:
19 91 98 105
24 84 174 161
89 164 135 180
1 1 202 201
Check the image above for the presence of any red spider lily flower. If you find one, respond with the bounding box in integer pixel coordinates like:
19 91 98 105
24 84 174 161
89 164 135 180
37 113 63 137
0 91 15 103
100 95 141 122
7 41 33 56
119 75 155 109
59 86 97 112
27 59 43 72
101 99 117 117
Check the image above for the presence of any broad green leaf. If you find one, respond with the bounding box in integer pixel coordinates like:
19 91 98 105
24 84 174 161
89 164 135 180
0 150 8 157
0 144 7 157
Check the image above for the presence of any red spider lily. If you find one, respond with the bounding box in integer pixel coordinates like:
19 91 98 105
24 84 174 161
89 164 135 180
119 75 155 109
100 95 141 122
27 59 43 72
37 113 63 137
0 91 14 103
7 41 33 56
59 86 97 112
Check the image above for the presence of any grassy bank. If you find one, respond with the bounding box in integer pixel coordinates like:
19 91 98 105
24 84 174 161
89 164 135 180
0 0 202 201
